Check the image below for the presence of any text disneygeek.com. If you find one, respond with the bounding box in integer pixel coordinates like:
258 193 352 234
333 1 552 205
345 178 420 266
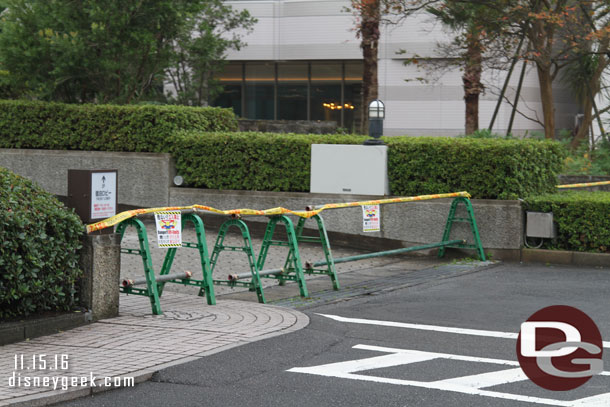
8 372 135 391
9 354 134 391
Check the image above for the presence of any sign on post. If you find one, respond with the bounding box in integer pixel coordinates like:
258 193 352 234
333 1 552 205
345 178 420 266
90 172 117 220
67 170 118 233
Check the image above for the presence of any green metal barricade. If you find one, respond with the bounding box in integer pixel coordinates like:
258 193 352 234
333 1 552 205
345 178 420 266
117 212 216 315
117 197 485 312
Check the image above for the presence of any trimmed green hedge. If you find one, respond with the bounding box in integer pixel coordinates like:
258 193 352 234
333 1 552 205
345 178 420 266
386 137 566 200
525 192 610 252
0 100 237 152
170 131 367 191
0 100 566 199
171 132 565 198
0 167 84 319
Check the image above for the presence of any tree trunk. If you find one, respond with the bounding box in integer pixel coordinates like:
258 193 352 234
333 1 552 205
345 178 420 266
463 30 482 135
537 66 555 139
572 96 592 149
362 41 378 134
360 0 380 134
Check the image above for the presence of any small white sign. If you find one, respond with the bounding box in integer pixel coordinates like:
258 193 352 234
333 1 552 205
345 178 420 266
90 172 117 220
362 205 380 233
155 212 182 248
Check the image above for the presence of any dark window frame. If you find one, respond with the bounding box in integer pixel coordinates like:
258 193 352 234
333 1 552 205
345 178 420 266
213 60 363 129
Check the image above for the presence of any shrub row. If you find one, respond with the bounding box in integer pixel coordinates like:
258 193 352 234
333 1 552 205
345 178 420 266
170 131 367 191
0 167 84 319
0 100 238 153
386 137 566 199
0 100 566 199
525 192 610 253
171 131 565 199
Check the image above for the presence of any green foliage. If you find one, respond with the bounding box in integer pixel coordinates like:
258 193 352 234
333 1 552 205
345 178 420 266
0 167 84 319
0 100 237 152
166 1 256 106
0 99 565 198
462 129 507 139
563 139 610 176
170 132 564 198
0 0 255 104
525 192 610 253
170 131 367 191
386 137 566 199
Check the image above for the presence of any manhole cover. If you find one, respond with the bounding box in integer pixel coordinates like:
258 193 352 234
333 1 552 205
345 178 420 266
145 310 211 321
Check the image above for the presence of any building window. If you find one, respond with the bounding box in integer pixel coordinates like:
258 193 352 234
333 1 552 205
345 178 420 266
213 61 363 130
278 64 308 121
245 63 275 120
213 63 243 117
310 63 342 125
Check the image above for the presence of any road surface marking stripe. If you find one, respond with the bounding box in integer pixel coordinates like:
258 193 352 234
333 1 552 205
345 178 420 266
432 367 527 388
353 344 520 366
316 313 610 349
289 344 610 406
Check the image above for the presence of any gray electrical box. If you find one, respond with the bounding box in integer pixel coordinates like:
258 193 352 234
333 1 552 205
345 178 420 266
310 144 390 196
526 211 557 238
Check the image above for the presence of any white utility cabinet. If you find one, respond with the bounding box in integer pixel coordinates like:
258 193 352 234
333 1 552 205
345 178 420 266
310 144 390 196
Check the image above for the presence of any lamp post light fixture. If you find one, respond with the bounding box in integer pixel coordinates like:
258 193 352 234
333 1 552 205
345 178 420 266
364 99 385 145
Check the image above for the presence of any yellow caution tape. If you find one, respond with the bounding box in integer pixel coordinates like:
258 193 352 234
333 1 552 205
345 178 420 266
86 191 471 233
557 180 610 189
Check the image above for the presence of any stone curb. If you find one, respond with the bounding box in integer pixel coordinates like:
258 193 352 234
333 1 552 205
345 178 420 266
0 312 91 347
521 249 609 267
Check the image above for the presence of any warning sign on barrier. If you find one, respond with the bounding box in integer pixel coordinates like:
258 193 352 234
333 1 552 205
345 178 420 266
362 205 380 232
155 211 182 248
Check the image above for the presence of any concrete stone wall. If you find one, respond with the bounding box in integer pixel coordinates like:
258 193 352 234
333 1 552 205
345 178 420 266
170 188 523 258
238 119 338 134
0 149 524 258
0 149 175 208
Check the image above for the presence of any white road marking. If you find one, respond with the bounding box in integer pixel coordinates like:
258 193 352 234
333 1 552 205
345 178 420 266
288 344 610 407
316 313 610 349
433 367 527 388
353 344 520 367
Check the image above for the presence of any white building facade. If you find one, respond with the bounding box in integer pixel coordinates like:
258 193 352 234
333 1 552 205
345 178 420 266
215 0 579 137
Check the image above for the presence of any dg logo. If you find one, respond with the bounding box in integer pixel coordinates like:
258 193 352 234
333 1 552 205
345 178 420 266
517 305 603 391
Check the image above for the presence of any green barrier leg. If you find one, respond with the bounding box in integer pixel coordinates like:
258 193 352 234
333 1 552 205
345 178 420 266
438 197 486 261
189 214 216 304
294 214 339 290
211 218 266 304
157 213 216 305
257 215 308 298
157 246 177 297
116 218 162 315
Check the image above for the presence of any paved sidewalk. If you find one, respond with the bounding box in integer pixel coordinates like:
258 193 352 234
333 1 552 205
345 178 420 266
0 294 308 407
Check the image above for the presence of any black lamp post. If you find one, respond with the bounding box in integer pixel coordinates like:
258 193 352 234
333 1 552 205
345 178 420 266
364 99 385 145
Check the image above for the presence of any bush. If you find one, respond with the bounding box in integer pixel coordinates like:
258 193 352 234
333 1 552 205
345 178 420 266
525 191 610 253
563 139 610 176
0 167 84 319
0 99 565 199
170 131 367 191
386 137 566 199
0 100 237 153
170 132 564 198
